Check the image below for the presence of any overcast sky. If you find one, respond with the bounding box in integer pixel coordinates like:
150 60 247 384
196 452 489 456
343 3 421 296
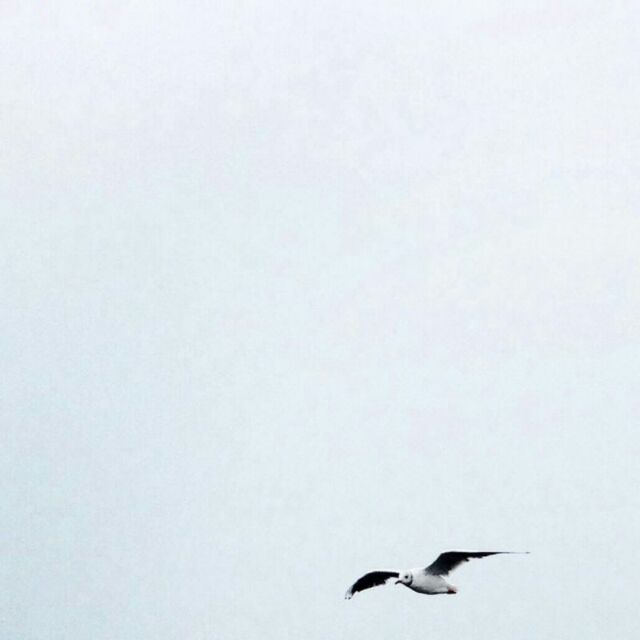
2 2 640 639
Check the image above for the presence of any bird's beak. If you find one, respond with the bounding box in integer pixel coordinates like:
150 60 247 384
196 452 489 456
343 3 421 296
395 580 402 584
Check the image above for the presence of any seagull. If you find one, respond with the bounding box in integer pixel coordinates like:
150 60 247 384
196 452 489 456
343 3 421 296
345 551 528 599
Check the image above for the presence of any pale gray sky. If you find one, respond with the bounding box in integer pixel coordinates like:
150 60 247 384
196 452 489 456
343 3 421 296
2 2 640 639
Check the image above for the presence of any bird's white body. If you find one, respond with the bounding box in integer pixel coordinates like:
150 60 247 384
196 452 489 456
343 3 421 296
402 569 457 595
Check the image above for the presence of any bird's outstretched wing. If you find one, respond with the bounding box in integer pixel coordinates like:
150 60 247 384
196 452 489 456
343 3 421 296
344 571 399 599
425 551 527 576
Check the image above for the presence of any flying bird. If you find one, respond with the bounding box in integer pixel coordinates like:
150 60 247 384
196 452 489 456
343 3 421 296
345 551 527 599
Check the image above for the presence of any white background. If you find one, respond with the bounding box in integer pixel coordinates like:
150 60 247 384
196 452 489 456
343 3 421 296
2 2 639 639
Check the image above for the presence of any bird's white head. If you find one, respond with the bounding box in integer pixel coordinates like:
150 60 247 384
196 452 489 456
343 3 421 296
395 571 413 586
